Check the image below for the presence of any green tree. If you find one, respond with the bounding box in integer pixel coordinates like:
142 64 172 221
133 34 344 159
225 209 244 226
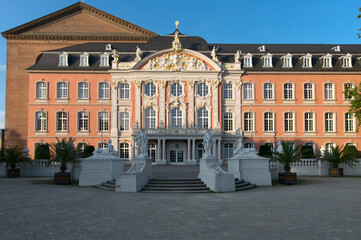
270 140 302 173
3 145 30 169
320 145 358 168
345 82 361 129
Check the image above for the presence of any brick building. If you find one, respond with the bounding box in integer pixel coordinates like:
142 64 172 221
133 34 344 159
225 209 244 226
4 3 361 163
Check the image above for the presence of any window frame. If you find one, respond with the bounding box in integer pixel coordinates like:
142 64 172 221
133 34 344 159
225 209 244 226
223 142 234 159
223 112 234 131
171 108 183 128
345 112 355 132
304 112 315 132
243 53 253 68
98 82 110 99
144 82 156 97
324 83 335 100
244 112 254 132
77 111 89 132
303 83 315 100
36 81 48 99
56 111 68 132
144 108 156 129
119 83 130 99
283 83 294 100
79 52 89 67
58 52 68 67
56 81 68 99
197 107 209 129
100 53 109 67
170 82 183 97
223 83 233 100
264 112 275 132
197 82 209 97
35 111 47 132
78 81 90 99
119 112 130 131
119 143 130 159
98 111 110 132
324 112 335 132
263 83 274 100
243 82 254 100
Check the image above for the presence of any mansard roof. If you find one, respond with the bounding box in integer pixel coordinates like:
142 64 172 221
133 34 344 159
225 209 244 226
28 33 361 72
1 2 157 41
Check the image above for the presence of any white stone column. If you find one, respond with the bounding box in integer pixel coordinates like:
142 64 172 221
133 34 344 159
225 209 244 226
218 139 221 160
162 139 166 165
132 138 136 160
212 83 219 128
156 139 163 165
192 139 196 161
187 139 191 162
188 83 195 127
235 82 242 130
111 84 118 150
135 82 141 126
159 81 166 125
212 141 216 156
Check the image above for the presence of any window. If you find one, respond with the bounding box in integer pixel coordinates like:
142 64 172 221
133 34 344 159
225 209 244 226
345 113 355 132
244 112 254 132
223 84 233 99
148 143 156 162
98 142 108 149
304 83 314 100
197 144 204 160
344 83 354 100
301 54 312 68
197 108 208 129
283 83 294 100
78 112 89 131
119 83 130 99
120 112 130 131
78 82 89 99
57 112 68 131
35 111 47 131
263 83 274 100
264 112 274 132
324 83 334 100
77 142 87 157
325 113 335 132
322 54 332 68
282 54 293 68
223 113 233 131
171 108 182 128
170 83 182 97
243 53 253 67
59 52 68 66
244 142 254 149
262 54 273 67
99 82 110 99
284 112 294 132
341 54 352 68
57 82 68 99
98 112 109 131
144 83 156 97
243 83 253 99
145 108 156 129
119 143 130 159
36 82 47 99
325 143 335 153
305 112 314 132
197 83 209 97
100 53 109 67
79 52 89 67
224 143 233 159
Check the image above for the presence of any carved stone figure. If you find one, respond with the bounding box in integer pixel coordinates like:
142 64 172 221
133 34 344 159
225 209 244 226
189 121 194 129
277 139 283 153
234 50 241 63
159 120 165 128
233 136 244 156
320 145 326 157
135 128 148 158
203 129 214 157
112 49 119 62
134 46 143 62
211 46 219 62
215 121 221 129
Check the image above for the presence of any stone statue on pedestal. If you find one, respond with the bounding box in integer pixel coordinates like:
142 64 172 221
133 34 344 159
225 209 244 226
277 139 283 153
202 129 214 158
135 128 148 158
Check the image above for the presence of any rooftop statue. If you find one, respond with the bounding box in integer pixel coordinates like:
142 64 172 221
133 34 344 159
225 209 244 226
211 46 219 62
134 46 143 62
234 50 241 63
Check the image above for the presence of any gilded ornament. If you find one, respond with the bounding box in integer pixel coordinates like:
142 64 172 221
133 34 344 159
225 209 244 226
134 80 142 88
110 80 118 89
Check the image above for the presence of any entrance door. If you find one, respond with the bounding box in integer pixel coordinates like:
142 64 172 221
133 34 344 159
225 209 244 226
169 149 184 165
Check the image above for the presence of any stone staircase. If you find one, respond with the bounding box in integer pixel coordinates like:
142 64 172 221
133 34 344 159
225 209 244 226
96 178 256 192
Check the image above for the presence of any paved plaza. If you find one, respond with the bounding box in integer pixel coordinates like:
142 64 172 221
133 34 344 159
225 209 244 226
1 171 361 240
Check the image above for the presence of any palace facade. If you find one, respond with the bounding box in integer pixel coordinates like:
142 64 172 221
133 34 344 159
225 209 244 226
4 3 361 164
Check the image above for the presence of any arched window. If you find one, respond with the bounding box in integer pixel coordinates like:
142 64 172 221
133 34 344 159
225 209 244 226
36 82 47 99
119 143 130 159
170 83 182 96
223 84 233 99
284 112 294 132
197 83 208 97
243 83 253 99
197 108 208 129
56 111 68 131
264 112 274 132
119 83 129 99
305 112 314 132
99 82 110 99
144 83 156 97
57 82 68 99
78 111 89 131
244 112 254 132
325 112 335 132
98 112 109 131
120 112 130 131
345 113 355 132
78 82 89 99
171 108 182 128
223 112 233 131
35 111 47 131
145 108 156 129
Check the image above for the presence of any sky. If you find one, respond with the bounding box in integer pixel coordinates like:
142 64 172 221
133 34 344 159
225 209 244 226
0 0 360 129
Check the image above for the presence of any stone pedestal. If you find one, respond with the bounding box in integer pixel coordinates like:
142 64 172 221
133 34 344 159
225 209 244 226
239 156 272 186
228 157 242 180
198 155 235 192
116 155 153 192
79 155 123 186
155 159 166 165
187 159 197 165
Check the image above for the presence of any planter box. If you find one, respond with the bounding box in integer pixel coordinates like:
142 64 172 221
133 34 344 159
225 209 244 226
54 172 71 184
7 169 20 178
279 172 297 185
329 168 343 177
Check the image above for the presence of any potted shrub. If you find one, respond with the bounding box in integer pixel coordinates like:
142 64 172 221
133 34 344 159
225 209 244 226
320 145 358 177
49 137 78 184
271 140 301 184
34 144 50 159
81 145 94 158
3 145 30 178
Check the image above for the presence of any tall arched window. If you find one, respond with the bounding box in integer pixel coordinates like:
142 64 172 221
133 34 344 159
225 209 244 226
171 108 182 128
56 111 68 131
197 108 208 129
78 82 89 99
170 83 182 97
120 112 130 131
145 108 156 129
264 112 274 132
99 82 110 99
35 111 47 131
78 111 89 131
119 83 129 99
98 112 109 131
223 112 233 131
57 82 68 99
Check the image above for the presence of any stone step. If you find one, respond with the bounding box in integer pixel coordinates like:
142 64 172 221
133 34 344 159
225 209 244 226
141 190 210 193
151 178 201 182
236 184 256 191
235 182 250 187
145 183 207 188
142 187 210 191
106 180 116 185
95 184 115 191
101 182 116 188
149 180 203 184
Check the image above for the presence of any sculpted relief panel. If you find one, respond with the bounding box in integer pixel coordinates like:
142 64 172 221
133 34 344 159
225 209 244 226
141 52 211 71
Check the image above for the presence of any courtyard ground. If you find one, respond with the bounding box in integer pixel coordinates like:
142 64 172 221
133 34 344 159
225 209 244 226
0 174 361 240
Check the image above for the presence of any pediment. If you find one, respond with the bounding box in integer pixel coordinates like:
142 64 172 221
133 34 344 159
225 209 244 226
137 49 221 71
2 2 157 40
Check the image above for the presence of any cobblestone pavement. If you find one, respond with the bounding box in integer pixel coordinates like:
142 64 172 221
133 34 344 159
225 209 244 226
1 175 361 240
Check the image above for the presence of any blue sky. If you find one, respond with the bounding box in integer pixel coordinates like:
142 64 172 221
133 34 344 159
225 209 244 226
0 0 360 129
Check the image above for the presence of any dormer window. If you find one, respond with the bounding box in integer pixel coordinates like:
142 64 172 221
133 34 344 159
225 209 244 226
262 53 273 68
59 52 68 67
243 53 253 68
321 54 332 68
100 53 109 67
301 53 312 68
340 53 352 68
80 52 89 67
282 53 293 68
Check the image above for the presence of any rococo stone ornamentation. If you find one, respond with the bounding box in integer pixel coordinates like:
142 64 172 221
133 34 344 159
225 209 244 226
142 52 210 71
